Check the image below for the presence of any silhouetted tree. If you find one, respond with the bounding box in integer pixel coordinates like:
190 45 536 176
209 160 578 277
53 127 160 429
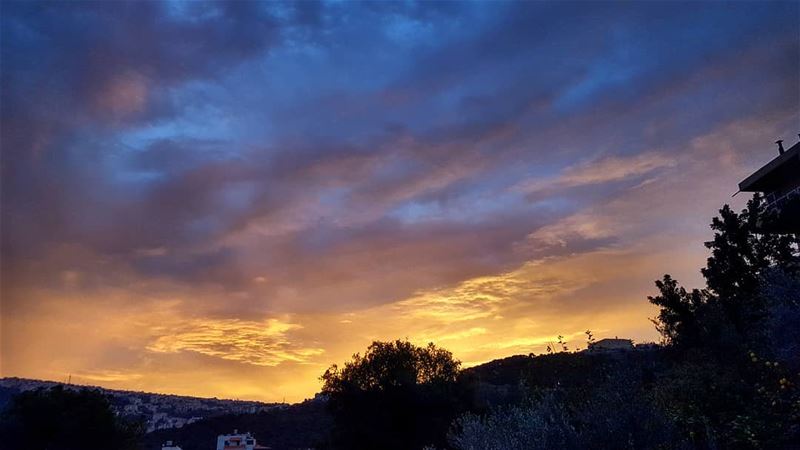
650 195 799 349
0 385 142 450
320 340 463 450
647 195 800 448
648 275 709 348
701 196 798 333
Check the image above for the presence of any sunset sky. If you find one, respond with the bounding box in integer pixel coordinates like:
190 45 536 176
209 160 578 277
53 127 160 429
1 1 798 403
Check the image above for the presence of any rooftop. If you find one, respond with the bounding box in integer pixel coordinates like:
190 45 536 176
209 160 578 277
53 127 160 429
738 139 800 193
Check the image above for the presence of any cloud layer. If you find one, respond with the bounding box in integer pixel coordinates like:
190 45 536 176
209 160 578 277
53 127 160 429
1 1 798 401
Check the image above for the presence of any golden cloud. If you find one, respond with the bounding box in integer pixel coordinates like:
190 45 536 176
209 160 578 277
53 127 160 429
392 261 570 322
516 152 676 195
147 317 324 366
74 370 145 383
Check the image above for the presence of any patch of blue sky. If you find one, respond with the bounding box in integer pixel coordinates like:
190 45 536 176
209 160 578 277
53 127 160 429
109 168 165 186
554 57 642 113
213 5 496 145
477 164 580 216
383 13 436 46
319 187 350 209
218 181 261 213
218 46 402 144
163 0 224 23
119 85 238 151
389 187 529 225
530 196 576 214
370 155 421 184
185 216 225 240
262 1 293 22
103 160 165 192
469 190 531 218
85 137 167 190
551 3 788 116
224 6 496 143
389 201 443 223
104 83 247 190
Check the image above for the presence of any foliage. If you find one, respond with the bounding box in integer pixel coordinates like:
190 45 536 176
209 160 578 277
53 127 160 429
0 385 142 450
649 195 799 350
321 340 460 394
546 335 569 354
320 340 465 450
760 268 800 372
584 330 596 350
701 197 799 334
449 392 577 450
648 275 710 348
646 195 800 448
450 373 685 450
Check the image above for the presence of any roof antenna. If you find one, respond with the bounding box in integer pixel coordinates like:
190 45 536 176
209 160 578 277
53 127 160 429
776 139 785 155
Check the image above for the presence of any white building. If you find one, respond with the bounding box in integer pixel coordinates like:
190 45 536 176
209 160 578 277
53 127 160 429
162 441 182 450
216 430 268 450
591 338 634 351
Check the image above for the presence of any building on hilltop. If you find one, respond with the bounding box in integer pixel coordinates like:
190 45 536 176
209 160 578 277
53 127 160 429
738 136 800 233
591 338 634 352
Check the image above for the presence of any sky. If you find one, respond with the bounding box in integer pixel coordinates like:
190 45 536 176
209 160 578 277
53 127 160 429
1 1 798 403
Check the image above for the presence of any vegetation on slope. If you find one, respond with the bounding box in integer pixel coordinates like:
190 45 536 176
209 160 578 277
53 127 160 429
0 385 143 450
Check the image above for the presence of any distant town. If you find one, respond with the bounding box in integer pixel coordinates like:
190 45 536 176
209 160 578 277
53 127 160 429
0 377 282 433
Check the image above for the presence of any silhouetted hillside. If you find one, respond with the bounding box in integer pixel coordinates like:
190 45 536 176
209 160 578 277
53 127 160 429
0 378 277 432
464 346 665 386
142 397 333 450
461 347 666 409
136 348 666 450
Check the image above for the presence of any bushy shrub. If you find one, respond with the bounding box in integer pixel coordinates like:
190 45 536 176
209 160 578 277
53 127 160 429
760 268 800 372
0 386 142 450
449 392 577 450
321 340 466 450
647 197 800 448
451 373 686 450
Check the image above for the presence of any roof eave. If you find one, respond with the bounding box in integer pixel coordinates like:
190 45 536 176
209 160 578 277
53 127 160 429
738 143 800 192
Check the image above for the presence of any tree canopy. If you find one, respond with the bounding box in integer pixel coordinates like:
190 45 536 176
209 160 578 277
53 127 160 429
320 340 464 450
321 340 460 394
0 385 142 450
649 194 799 349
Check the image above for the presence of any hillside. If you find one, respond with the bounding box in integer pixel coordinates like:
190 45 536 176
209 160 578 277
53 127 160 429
139 347 664 450
0 377 279 432
143 397 333 450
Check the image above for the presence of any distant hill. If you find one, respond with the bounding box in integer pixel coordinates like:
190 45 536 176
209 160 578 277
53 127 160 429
458 345 666 409
142 347 664 450
0 377 280 432
2 346 665 450
143 396 333 450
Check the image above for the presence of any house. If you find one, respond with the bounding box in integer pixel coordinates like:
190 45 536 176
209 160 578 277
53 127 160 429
738 137 800 233
591 338 634 351
216 430 269 450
